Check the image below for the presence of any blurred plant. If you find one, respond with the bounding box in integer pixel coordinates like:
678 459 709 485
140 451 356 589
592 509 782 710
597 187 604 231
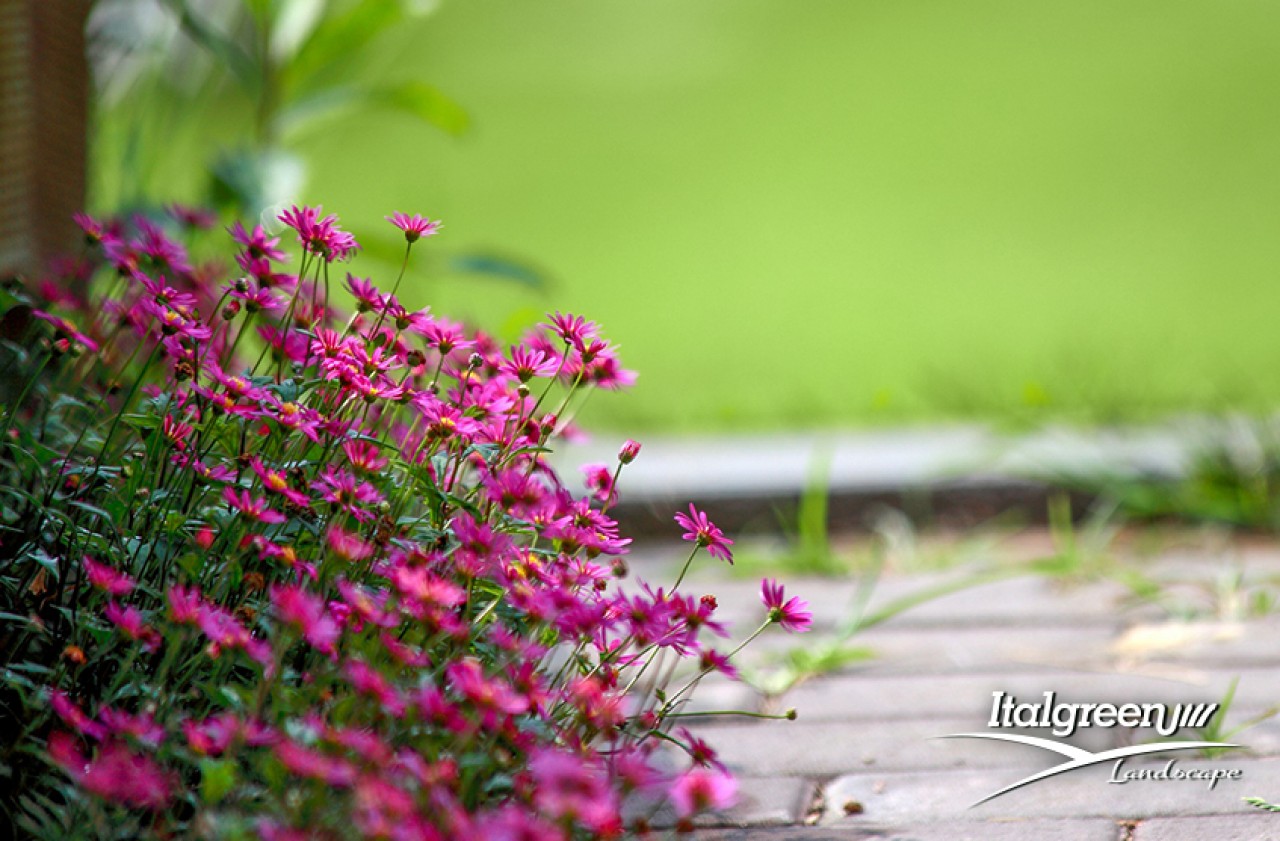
0 205 806 837
1190 678 1280 759
1051 418 1280 532
737 449 845 577
748 534 1031 698
89 0 467 217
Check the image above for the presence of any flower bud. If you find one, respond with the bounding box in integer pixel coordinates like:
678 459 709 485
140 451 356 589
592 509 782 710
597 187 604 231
618 439 641 464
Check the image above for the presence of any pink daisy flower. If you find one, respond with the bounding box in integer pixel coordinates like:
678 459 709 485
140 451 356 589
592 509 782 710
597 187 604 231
674 504 734 563
385 212 442 243
81 557 134 596
223 487 287 524
761 578 812 633
669 767 737 819
271 584 340 655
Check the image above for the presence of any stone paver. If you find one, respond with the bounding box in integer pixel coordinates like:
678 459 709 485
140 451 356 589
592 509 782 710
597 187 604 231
689 718 1108 777
1134 813 1280 840
696 821 1121 841
662 535 1280 839
776 668 1278 723
554 425 1190 500
821 758 1280 824
711 777 816 828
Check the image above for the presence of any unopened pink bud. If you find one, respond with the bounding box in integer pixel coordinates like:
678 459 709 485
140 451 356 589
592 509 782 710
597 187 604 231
618 439 641 464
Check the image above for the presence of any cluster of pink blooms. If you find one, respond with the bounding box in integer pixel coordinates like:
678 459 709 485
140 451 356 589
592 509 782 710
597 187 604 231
4 204 810 839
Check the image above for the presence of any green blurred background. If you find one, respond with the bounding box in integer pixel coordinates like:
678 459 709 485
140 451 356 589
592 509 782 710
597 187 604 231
94 0 1280 433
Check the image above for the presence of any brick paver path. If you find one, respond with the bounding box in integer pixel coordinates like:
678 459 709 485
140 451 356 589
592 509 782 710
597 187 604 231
633 537 1280 840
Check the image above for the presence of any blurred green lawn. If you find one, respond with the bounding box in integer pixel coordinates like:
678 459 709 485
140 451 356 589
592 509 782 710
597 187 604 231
136 1 1280 432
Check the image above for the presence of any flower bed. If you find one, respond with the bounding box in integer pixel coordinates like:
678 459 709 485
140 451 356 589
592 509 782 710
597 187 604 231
0 206 806 839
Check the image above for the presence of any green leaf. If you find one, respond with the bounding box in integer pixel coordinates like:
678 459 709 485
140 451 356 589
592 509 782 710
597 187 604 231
199 758 238 805
450 253 548 291
371 81 469 136
270 0 328 64
278 81 469 141
283 0 405 90
209 148 307 218
162 0 260 91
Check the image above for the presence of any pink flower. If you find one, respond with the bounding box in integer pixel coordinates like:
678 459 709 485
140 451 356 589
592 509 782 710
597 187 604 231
546 312 597 351
385 212 442 243
344 659 407 717
82 556 134 596
343 440 388 473
278 204 359 262
229 220 287 262
273 740 356 787
419 319 474 356
699 648 740 679
345 274 384 313
528 749 621 835
313 466 383 522
761 578 812 633
32 310 99 353
184 713 274 757
161 414 192 450
103 601 161 652
674 504 734 563
326 524 374 562
197 603 271 666
501 344 558 383
48 732 174 810
229 284 284 314
272 584 340 655
251 458 311 507
447 659 529 717
168 204 217 229
49 690 107 740
669 768 737 818
580 462 617 505
98 708 165 747
167 584 204 624
618 439 641 464
223 487 287 524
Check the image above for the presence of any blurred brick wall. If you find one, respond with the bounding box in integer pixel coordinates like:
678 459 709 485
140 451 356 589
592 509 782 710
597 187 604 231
0 0 91 277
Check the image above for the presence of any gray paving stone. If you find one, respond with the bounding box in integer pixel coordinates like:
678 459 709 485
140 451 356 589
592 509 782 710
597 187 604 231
860 575 1142 629
778 667 1280 723
821 758 1280 824
689 718 1124 777
554 425 1190 500
695 821 1119 841
832 624 1120 675
713 777 816 827
1134 813 1280 840
690 704 1280 779
677 674 760 716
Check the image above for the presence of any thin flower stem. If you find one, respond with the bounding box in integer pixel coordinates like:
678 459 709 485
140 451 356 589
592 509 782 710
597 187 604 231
664 618 772 712
671 544 701 592
370 241 413 337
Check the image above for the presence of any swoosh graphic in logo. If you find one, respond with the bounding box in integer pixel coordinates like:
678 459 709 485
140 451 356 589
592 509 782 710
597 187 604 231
937 733 1241 806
